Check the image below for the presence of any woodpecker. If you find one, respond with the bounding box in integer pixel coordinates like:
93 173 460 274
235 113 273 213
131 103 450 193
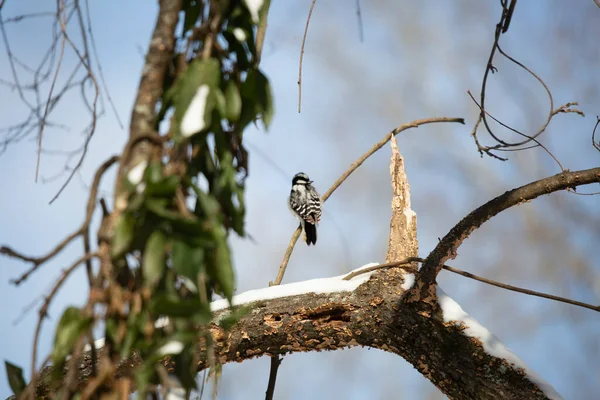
288 172 322 245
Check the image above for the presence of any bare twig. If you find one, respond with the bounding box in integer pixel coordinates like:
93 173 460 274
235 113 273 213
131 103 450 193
274 117 464 287
84 0 124 129
343 258 599 312
265 356 281 400
355 0 364 42
592 117 600 152
342 258 419 280
297 0 317 113
467 90 565 171
322 117 465 202
411 167 600 304
30 252 99 394
3 155 119 285
37 0 67 183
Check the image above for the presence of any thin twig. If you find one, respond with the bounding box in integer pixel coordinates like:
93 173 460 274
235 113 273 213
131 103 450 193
467 90 565 171
355 0 364 42
84 0 124 129
297 0 317 113
275 117 464 287
442 264 600 313
36 0 67 183
30 252 99 394
592 117 600 152
265 356 281 400
342 257 599 313
322 117 465 202
4 155 119 285
342 258 419 280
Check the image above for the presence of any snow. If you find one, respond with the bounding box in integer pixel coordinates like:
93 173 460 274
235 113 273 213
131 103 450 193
210 262 379 312
180 85 210 137
233 28 246 42
127 161 147 185
157 340 184 356
400 273 415 291
165 388 186 400
437 287 563 400
244 0 264 23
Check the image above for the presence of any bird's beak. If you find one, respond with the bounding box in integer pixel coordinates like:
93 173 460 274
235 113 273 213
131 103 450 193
309 180 314 184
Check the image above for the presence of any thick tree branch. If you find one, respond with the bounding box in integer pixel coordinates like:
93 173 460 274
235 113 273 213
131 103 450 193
113 0 180 212
410 167 600 306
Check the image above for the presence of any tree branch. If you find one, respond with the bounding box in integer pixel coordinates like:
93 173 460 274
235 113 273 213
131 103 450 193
410 167 600 306
113 0 180 212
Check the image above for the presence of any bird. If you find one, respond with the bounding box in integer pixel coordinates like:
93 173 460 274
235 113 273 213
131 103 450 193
288 172 322 245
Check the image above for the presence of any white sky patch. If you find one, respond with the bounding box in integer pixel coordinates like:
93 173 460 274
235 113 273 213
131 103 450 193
127 160 147 185
180 85 210 137
437 287 563 400
211 262 380 312
244 0 264 23
233 28 247 42
400 273 415 291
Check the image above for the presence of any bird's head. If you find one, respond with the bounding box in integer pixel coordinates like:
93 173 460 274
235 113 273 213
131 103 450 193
292 172 312 185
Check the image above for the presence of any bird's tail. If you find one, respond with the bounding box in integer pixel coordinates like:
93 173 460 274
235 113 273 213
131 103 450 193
304 222 317 245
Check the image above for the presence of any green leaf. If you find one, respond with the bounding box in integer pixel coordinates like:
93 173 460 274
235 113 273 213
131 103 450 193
51 307 93 365
214 87 227 117
112 213 136 259
224 80 242 121
173 59 221 141
4 361 26 396
172 240 204 282
239 69 274 130
146 175 180 197
182 0 202 32
254 71 274 129
143 230 167 288
209 236 235 301
150 295 212 322
145 198 210 242
146 161 163 184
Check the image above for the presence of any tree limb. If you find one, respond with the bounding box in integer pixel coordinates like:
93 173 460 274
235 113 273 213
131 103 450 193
410 167 600 306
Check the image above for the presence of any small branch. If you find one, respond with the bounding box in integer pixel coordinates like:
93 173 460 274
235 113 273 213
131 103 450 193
355 0 364 42
265 356 281 400
271 227 301 286
592 116 600 153
4 155 119 285
342 258 418 280
114 0 180 208
297 0 317 113
322 117 464 202
36 0 67 183
441 264 600 313
30 252 99 393
412 167 600 304
342 258 600 313
275 117 464 287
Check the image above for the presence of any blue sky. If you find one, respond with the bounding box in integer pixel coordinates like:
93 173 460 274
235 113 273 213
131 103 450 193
1 1 599 398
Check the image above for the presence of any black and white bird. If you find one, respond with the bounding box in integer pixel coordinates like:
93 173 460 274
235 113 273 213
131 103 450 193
288 172 322 245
